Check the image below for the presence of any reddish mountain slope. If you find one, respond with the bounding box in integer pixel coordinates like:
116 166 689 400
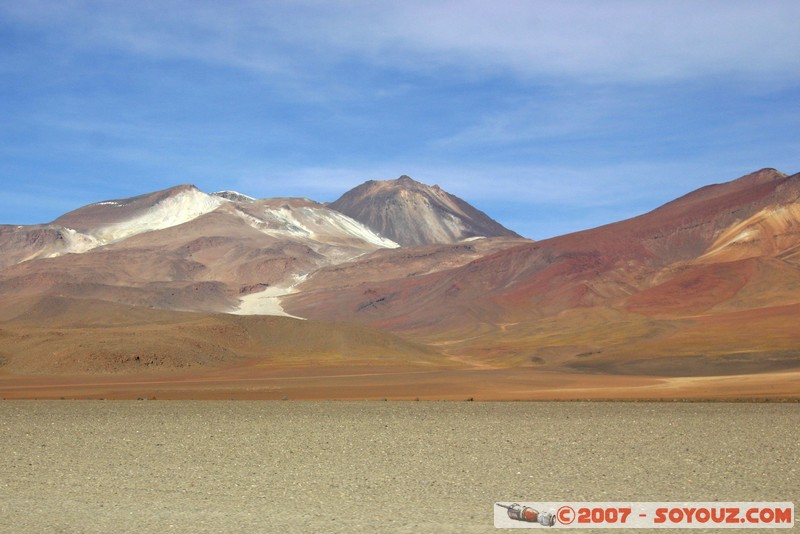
285 169 800 376
290 169 798 323
2 169 799 385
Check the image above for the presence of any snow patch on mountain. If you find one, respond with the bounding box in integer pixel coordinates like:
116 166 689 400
232 274 308 318
35 188 223 259
320 209 400 248
236 204 399 249
60 228 100 254
90 188 222 244
20 227 100 262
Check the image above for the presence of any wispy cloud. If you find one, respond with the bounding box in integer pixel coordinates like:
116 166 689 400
365 0 800 84
4 1 799 86
1 1 798 237
431 85 633 150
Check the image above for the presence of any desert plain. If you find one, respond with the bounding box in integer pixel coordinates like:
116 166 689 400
2 363 800 401
1 401 797 533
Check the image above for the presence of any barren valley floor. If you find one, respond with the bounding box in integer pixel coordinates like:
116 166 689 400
1 401 798 533
1 364 799 401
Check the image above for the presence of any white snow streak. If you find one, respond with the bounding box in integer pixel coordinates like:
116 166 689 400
90 189 222 244
236 204 399 249
232 274 308 318
40 188 222 258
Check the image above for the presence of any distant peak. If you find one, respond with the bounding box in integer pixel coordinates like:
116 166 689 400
390 175 433 192
170 184 201 194
395 175 419 186
329 175 521 246
356 175 432 193
723 168 788 190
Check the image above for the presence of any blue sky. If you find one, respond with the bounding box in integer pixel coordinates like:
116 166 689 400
1 1 799 239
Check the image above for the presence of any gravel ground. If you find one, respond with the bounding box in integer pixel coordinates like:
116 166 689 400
0 401 797 533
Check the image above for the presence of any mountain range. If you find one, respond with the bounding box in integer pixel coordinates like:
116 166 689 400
1 170 798 399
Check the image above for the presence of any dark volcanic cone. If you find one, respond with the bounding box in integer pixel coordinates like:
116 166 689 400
329 175 521 246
